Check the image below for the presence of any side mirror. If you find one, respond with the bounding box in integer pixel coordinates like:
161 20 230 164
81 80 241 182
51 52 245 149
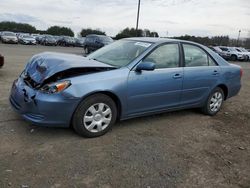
136 61 155 72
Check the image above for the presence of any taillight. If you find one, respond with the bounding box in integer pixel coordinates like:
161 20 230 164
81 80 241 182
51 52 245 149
240 68 243 78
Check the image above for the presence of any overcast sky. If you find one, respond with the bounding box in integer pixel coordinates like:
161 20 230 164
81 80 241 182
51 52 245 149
0 0 249 38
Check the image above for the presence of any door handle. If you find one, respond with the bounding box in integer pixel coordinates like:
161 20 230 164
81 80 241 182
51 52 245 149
172 73 182 79
212 70 219 75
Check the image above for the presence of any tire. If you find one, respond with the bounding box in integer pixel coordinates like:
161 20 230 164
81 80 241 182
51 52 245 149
202 87 224 116
231 55 237 61
72 94 117 138
246 56 249 62
85 47 89 54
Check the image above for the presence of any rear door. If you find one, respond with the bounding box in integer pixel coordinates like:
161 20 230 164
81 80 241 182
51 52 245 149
181 43 220 106
127 43 183 115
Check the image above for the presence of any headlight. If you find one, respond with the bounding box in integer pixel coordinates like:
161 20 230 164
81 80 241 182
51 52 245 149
40 80 71 94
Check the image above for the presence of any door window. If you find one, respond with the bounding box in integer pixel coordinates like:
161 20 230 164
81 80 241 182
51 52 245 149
183 44 217 67
143 44 180 69
183 44 211 67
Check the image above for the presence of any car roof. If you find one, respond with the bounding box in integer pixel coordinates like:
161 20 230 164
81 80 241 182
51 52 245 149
123 37 201 45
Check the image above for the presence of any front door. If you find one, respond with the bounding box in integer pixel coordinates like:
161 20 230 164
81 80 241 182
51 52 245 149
127 43 183 115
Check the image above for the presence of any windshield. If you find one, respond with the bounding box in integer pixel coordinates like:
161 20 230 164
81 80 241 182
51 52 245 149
229 47 237 52
46 36 55 40
239 48 248 52
23 35 34 39
3 32 16 36
100 36 113 43
88 40 152 67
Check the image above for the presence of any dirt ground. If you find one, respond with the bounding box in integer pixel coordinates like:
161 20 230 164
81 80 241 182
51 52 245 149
0 43 250 188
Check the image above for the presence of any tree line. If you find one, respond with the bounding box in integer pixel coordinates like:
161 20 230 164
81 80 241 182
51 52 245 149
0 21 249 48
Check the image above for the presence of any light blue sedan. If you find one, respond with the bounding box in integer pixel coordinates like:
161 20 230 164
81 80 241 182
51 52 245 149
10 38 242 137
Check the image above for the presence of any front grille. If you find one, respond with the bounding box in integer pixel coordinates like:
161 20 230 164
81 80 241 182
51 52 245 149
23 74 39 88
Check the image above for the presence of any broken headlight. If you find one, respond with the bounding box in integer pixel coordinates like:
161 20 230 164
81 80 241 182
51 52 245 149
40 80 71 94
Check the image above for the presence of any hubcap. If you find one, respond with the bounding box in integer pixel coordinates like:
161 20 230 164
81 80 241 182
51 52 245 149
83 103 112 133
210 91 223 112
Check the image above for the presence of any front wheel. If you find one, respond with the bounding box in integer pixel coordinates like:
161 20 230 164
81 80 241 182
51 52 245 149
72 94 117 137
85 47 89 54
231 55 237 61
202 87 224 116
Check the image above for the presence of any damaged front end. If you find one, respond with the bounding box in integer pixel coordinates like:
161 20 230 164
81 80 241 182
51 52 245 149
9 52 116 127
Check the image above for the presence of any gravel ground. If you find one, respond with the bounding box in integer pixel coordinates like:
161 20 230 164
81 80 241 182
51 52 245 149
0 43 250 188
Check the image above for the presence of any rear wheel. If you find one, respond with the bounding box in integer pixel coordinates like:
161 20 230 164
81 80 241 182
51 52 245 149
72 94 117 137
202 87 224 116
231 55 237 61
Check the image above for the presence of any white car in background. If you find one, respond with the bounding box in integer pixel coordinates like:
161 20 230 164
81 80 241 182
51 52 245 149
0 31 18 44
235 47 250 61
18 34 37 45
218 46 246 61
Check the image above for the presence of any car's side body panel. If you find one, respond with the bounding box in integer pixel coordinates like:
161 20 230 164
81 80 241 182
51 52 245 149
181 66 221 106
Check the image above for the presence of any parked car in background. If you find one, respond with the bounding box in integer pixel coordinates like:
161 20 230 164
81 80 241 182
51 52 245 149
40 35 57 46
57 36 75 47
83 34 113 54
0 31 18 44
0 54 4 68
75 37 85 47
218 46 246 61
10 38 242 137
53 36 61 44
18 34 36 45
35 35 44 44
209 46 231 60
234 47 250 61
31 33 40 38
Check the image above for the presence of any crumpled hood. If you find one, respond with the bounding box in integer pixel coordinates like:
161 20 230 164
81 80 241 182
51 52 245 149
25 52 113 84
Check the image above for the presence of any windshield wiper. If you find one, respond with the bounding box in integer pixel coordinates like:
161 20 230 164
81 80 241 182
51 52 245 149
90 58 119 68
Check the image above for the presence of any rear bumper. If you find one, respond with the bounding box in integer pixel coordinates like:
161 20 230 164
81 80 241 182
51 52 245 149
9 78 81 127
227 83 241 99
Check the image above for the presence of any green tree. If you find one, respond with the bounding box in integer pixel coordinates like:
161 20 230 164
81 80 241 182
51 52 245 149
0 21 36 33
115 27 159 39
47 26 74 37
244 38 250 49
173 35 231 46
80 28 106 37
115 27 142 39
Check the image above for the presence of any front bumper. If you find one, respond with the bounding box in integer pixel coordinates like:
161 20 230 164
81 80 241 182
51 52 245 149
237 55 245 60
3 38 18 43
22 40 36 45
9 78 81 127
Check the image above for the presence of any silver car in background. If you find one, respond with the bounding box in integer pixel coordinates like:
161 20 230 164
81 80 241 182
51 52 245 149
0 31 18 44
18 34 37 45
234 47 250 61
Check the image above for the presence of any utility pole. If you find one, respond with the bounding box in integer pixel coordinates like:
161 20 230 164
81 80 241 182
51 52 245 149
136 0 141 36
237 29 241 46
